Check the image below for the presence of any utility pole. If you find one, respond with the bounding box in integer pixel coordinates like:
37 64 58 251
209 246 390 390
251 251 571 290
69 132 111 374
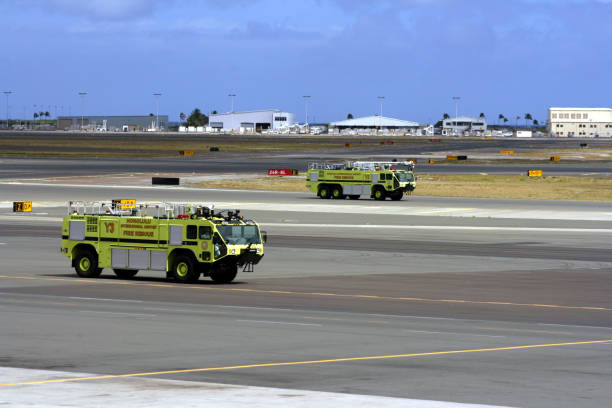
3 91 13 129
78 92 87 130
377 96 385 132
153 92 162 130
303 95 311 125
228 93 236 113
452 96 460 135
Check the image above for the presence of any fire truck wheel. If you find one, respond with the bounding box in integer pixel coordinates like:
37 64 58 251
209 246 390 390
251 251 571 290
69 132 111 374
172 255 200 283
373 187 386 201
348 195 360 200
318 186 331 199
113 269 138 279
74 250 102 278
210 263 238 284
390 191 403 201
331 186 345 199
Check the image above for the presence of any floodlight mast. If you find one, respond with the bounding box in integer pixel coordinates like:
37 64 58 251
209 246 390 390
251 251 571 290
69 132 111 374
303 95 311 125
78 92 87 130
3 91 13 129
153 92 162 130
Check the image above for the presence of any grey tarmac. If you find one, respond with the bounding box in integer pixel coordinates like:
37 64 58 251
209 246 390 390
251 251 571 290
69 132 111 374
1 180 611 407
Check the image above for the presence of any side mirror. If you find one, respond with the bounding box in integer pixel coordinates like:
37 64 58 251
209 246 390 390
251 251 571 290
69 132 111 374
261 231 268 243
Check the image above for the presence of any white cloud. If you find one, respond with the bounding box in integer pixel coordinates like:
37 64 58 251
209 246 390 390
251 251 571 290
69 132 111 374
47 0 157 20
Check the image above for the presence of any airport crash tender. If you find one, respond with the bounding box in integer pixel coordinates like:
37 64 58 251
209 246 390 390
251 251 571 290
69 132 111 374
306 161 416 201
61 201 265 283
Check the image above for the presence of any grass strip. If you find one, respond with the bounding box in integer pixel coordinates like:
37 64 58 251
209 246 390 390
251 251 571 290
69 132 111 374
188 174 612 202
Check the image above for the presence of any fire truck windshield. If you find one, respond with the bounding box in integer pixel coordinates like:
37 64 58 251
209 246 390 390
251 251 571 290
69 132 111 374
217 225 261 245
395 172 414 182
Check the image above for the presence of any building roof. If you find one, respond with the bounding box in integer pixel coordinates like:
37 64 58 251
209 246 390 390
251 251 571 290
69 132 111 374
549 107 612 111
57 115 167 119
443 116 485 122
211 110 282 116
330 115 420 127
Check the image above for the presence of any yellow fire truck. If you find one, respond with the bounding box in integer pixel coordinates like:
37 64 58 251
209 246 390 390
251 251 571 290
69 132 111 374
306 161 416 201
61 201 266 283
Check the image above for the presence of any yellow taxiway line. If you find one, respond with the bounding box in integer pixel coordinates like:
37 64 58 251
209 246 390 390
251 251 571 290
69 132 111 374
1 339 610 387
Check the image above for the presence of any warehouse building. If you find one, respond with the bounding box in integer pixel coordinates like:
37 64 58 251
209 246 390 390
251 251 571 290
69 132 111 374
209 110 296 132
442 116 487 135
548 107 612 137
328 115 421 134
57 115 168 131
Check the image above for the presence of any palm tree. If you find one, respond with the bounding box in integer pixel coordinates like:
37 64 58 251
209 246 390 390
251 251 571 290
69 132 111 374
33 112 39 120
503 117 508 124
479 113 485 119
39 111 44 123
347 113 354 119
515 116 520 127
45 111 50 120
533 119 539 126
524 113 533 127
443 113 450 119
498 114 504 125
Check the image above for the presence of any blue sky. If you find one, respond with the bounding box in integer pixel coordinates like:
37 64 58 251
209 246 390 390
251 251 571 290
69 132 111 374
1 0 610 124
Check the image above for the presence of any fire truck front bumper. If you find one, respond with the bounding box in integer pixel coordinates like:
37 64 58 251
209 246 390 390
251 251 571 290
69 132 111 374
236 248 264 266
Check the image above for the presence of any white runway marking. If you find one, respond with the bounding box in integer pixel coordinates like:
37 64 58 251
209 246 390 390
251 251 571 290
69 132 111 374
237 319 322 327
404 329 506 338
262 223 612 234
79 310 155 317
70 297 143 303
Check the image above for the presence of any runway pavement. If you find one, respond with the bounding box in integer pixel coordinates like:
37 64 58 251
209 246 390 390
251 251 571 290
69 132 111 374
1 181 611 407
0 155 611 179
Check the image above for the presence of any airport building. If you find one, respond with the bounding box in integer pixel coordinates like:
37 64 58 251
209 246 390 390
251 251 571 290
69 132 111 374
209 110 296 132
442 116 487 135
57 115 168 131
328 115 420 133
548 107 612 137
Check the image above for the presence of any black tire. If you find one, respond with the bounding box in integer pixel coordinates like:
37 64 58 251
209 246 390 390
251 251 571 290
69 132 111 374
348 195 360 200
390 191 403 201
172 254 200 283
373 187 386 201
74 250 102 278
331 185 345 199
113 269 138 279
210 263 238 284
318 185 331 199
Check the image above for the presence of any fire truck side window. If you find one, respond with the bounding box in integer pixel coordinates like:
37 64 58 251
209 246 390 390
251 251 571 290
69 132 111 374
199 226 212 240
186 225 197 239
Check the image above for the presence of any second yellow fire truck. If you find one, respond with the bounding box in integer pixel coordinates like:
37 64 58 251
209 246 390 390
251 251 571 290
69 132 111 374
306 161 416 201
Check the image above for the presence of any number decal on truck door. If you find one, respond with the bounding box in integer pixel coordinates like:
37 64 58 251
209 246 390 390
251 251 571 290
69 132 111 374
104 222 115 233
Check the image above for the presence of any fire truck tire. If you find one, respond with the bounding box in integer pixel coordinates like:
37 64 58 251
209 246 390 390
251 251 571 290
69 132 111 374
210 263 238 284
74 250 102 278
318 185 331 199
172 255 200 283
113 269 138 279
348 195 360 200
390 191 403 201
331 185 345 199
373 187 386 201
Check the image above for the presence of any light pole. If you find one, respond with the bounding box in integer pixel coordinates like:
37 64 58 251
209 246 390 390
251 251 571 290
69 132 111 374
153 92 162 130
452 96 460 135
377 96 385 132
3 91 12 129
78 92 87 130
228 94 236 113
303 95 311 125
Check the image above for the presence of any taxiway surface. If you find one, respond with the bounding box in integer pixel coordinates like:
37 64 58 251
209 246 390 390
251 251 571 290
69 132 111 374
1 178 611 407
